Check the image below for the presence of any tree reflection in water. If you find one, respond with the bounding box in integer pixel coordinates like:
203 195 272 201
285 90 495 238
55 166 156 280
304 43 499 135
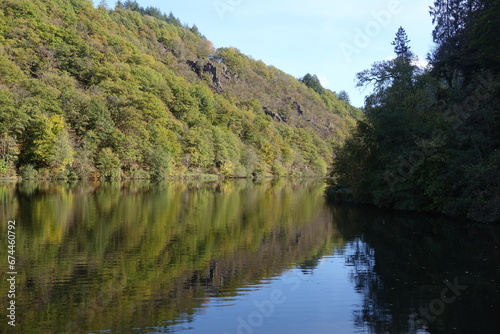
0 180 498 333
330 205 500 333
0 179 339 333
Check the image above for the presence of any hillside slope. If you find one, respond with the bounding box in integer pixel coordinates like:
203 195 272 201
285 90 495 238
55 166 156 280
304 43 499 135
0 0 360 179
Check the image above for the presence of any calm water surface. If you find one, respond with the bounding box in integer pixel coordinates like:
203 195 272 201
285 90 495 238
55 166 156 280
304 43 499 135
0 179 498 333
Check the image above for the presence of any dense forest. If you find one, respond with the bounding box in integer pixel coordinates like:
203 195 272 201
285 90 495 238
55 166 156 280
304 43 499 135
329 0 499 222
0 0 361 180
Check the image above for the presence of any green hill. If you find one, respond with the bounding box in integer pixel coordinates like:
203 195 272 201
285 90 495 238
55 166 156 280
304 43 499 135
0 0 361 179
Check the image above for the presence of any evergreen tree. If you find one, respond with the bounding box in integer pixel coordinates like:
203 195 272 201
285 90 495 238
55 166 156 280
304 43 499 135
300 74 325 95
391 27 413 60
337 90 351 104
123 0 140 11
356 28 419 99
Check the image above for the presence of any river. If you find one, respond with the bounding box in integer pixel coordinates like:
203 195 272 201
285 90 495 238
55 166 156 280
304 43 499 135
0 179 498 333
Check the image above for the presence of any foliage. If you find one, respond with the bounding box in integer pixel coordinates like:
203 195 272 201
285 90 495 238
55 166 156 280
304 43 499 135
0 0 360 179
118 0 185 32
429 0 500 80
0 134 19 177
96 147 121 179
18 164 37 179
330 17 500 222
300 73 325 95
337 90 351 104
391 26 412 60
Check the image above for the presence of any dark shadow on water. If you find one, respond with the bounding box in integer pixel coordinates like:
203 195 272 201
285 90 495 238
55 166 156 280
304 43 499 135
329 204 500 333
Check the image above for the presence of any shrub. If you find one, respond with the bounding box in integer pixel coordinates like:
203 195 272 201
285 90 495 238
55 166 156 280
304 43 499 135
96 147 121 179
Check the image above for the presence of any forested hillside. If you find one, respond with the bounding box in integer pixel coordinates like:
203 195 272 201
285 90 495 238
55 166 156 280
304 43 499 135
329 0 499 222
0 0 360 180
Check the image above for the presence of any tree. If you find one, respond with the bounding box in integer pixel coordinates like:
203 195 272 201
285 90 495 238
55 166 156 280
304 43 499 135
356 28 420 101
428 0 496 80
122 0 140 11
96 147 121 179
300 74 324 95
98 0 108 9
391 27 413 60
214 47 246 76
331 4 500 222
428 0 484 48
337 90 351 104
0 134 19 176
31 115 74 172
333 27 430 205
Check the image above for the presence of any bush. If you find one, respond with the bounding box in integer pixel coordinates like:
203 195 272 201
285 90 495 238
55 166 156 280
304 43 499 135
19 164 38 180
0 160 16 178
96 148 121 179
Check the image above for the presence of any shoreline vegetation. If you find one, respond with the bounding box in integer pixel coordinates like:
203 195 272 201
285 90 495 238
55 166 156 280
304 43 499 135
0 173 334 181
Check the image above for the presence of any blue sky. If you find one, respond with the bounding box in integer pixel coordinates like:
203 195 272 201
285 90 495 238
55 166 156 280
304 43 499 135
106 0 436 107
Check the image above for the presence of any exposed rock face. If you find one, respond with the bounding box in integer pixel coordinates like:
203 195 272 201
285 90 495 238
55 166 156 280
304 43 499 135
186 60 222 92
263 106 287 122
292 101 304 116
203 62 219 85
186 60 201 74
186 60 315 127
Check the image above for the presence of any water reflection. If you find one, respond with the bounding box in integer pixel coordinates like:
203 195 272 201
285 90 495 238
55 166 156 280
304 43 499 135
331 205 500 333
0 180 498 333
0 179 341 333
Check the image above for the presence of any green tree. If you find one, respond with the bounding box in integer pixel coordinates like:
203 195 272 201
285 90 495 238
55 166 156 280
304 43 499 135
96 147 121 179
337 90 351 104
183 127 214 170
300 73 325 95
0 134 19 177
214 47 247 76
429 0 498 80
332 28 430 204
147 125 180 178
391 27 413 60
32 114 74 173
330 7 499 222
356 28 421 105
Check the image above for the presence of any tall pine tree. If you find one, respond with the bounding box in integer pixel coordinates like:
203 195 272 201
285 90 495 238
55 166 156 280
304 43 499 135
391 27 413 60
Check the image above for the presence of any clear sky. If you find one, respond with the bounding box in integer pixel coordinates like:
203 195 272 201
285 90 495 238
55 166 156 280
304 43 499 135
106 0 436 107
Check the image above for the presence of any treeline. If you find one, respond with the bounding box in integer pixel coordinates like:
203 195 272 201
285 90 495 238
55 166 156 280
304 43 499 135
116 0 202 37
329 0 500 222
0 0 359 180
